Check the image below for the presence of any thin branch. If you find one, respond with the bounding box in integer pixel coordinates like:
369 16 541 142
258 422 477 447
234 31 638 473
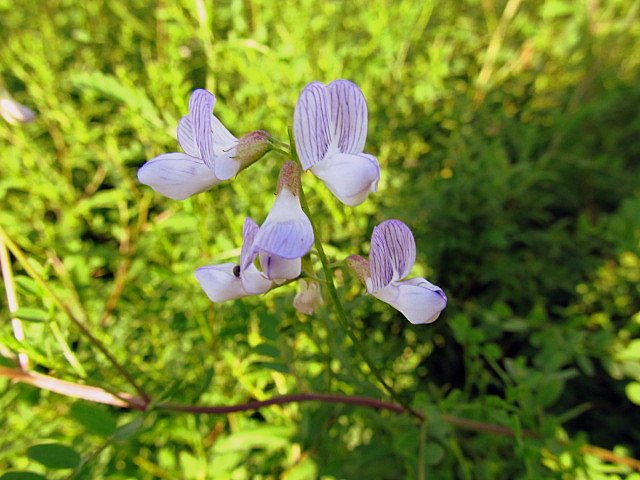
0 226 150 402
1 366 639 471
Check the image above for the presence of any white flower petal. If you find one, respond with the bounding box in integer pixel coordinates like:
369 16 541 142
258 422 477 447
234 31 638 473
213 147 241 180
240 264 273 295
259 252 301 281
311 152 380 207
368 219 416 292
293 82 332 170
293 279 324 315
0 97 36 125
137 153 220 200
326 79 368 154
195 263 249 302
211 113 238 146
373 277 447 325
253 189 314 259
240 217 260 272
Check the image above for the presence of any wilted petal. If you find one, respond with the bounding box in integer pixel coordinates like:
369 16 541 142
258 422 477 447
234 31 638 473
137 153 220 200
368 219 416 292
195 263 249 302
293 279 324 315
311 152 380 207
188 89 217 169
294 82 332 170
259 251 301 281
373 277 447 325
326 79 367 154
253 189 314 260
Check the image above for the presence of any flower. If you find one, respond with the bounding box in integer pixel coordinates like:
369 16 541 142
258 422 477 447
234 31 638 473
195 217 273 302
137 89 270 200
195 162 314 303
293 80 380 207
293 279 324 315
0 90 36 125
347 219 447 324
248 161 314 281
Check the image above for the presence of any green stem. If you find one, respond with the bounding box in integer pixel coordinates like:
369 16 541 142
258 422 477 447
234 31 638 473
287 127 423 422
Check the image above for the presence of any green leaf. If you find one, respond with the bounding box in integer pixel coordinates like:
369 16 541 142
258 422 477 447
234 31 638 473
625 381 640 406
69 401 117 437
113 416 144 442
255 361 289 374
13 307 48 323
27 443 80 469
423 443 445 466
0 472 47 480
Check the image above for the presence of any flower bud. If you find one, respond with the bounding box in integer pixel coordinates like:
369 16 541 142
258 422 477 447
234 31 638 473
293 279 324 315
346 255 370 284
235 130 272 170
276 161 302 196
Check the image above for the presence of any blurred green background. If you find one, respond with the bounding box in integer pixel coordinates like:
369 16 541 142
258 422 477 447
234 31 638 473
1 0 639 478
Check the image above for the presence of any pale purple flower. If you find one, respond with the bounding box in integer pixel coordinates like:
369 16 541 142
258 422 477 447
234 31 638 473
138 89 270 200
0 90 36 125
195 162 314 303
247 161 314 281
347 220 447 324
195 217 272 302
294 80 380 207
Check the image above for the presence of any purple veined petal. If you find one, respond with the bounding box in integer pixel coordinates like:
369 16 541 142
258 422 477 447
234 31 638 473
253 189 314 259
258 252 301 281
195 263 249 302
293 82 332 170
240 264 273 295
176 115 200 157
137 152 220 200
372 277 447 324
213 147 241 180
326 79 368 154
188 89 217 169
0 96 36 125
240 217 260 272
211 113 238 146
311 152 380 206
369 219 416 292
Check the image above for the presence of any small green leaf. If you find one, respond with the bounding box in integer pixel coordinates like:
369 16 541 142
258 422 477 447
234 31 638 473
254 343 280 358
423 443 445 466
113 416 144 442
255 361 289 373
27 443 80 469
13 307 48 323
625 381 640 406
69 401 117 437
0 472 47 480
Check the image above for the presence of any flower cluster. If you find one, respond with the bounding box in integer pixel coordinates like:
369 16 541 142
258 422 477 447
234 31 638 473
137 80 446 324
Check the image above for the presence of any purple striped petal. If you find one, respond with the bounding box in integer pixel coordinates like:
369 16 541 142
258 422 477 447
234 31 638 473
188 89 217 169
137 152 220 200
176 115 200 157
326 79 368 154
241 217 260 272
211 113 238 146
368 220 416 292
253 189 314 260
293 82 332 170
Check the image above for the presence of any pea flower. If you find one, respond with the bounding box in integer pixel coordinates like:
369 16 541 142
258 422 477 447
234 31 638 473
293 80 380 207
347 220 447 324
138 89 270 200
195 217 273 302
195 162 314 302
248 161 314 281
0 90 36 125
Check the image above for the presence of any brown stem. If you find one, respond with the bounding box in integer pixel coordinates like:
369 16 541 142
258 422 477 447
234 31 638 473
1 365 638 471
